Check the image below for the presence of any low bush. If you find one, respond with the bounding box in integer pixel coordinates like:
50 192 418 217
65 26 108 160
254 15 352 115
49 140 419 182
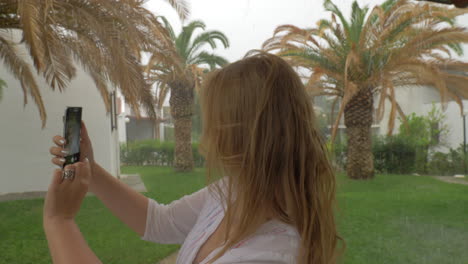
373 136 416 174
426 145 468 176
120 140 204 167
332 139 467 176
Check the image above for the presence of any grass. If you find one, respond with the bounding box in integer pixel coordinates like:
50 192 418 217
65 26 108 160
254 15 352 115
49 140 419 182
336 174 468 264
0 166 205 264
0 167 467 263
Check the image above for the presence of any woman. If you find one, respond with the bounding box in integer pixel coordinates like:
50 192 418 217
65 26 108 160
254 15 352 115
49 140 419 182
45 52 342 264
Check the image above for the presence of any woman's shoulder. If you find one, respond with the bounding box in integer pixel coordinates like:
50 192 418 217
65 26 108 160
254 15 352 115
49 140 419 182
219 220 300 263
247 219 300 250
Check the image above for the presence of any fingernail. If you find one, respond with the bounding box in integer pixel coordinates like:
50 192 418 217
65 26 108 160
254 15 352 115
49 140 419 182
59 139 65 145
84 157 89 162
59 158 65 163
61 150 68 154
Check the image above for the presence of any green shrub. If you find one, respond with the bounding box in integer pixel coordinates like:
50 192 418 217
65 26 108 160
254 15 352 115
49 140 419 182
329 134 417 174
426 144 468 176
324 135 467 176
427 151 451 176
120 140 204 167
372 135 416 174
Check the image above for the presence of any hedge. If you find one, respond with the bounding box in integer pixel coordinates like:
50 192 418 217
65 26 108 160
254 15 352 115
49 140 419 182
120 140 204 167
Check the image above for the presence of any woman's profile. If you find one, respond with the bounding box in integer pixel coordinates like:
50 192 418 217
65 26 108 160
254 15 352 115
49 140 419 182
45 52 342 264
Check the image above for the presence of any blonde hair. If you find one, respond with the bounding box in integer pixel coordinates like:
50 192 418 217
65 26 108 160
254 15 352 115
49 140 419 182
199 52 342 264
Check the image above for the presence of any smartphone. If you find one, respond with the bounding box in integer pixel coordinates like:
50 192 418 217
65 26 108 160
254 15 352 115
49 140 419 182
62 107 82 168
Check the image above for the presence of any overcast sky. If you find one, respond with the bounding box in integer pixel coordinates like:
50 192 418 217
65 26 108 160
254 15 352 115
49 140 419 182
145 0 468 63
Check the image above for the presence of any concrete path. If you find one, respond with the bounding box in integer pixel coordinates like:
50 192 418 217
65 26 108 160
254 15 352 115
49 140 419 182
157 251 178 264
432 176 468 185
119 174 147 192
0 174 146 202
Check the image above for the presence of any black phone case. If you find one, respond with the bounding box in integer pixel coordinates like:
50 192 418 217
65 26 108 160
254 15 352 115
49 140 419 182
62 107 82 168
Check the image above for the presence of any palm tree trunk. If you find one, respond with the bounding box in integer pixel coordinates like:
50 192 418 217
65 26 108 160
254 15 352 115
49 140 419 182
169 81 194 172
344 87 375 179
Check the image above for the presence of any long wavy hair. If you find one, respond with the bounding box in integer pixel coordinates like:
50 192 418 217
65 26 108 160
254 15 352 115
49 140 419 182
199 52 343 264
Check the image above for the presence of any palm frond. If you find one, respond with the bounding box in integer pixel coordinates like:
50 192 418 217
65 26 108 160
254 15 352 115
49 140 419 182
17 0 45 70
189 51 228 70
359 5 385 47
375 82 389 122
273 24 306 36
388 28 468 65
157 16 176 40
447 42 464 56
0 35 46 127
386 81 397 134
330 82 359 141
323 0 351 36
0 78 6 102
349 1 368 43
381 0 399 12
176 20 206 61
0 0 189 123
163 0 190 21
187 30 229 62
40 23 76 91
145 17 229 104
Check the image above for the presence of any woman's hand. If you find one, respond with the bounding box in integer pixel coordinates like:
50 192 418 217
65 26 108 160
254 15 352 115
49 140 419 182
50 121 97 188
50 120 94 165
43 160 91 222
43 159 103 264
78 121 95 164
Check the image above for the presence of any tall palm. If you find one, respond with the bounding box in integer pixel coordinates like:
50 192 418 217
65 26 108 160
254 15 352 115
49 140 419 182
264 0 468 179
145 18 229 172
0 0 189 128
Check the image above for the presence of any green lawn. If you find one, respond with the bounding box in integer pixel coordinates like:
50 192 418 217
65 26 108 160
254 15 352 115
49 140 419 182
336 174 468 264
0 167 467 264
0 167 205 264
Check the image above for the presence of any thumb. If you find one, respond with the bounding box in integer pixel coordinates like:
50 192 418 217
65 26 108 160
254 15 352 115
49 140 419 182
80 120 91 144
77 158 91 183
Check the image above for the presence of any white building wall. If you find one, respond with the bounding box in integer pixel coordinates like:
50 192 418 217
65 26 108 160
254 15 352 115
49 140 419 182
118 91 170 143
0 32 119 194
378 87 468 153
116 90 128 143
117 115 128 143
378 86 440 136
421 101 468 152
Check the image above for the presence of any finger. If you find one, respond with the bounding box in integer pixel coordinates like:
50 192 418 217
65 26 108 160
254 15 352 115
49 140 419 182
49 146 69 157
51 157 66 167
79 121 91 162
50 169 64 190
53 135 66 147
62 164 76 186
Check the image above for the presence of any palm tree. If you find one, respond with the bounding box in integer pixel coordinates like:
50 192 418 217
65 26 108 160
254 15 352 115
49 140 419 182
0 0 189 128
263 0 468 179
145 18 229 172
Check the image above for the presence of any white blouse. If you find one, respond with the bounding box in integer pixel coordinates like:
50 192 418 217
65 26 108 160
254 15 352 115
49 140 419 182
141 185 300 264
